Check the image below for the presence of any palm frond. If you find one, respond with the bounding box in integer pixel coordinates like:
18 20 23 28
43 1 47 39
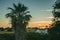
21 4 28 12
17 3 22 12
5 13 11 18
6 3 32 27
8 7 14 11
13 3 18 9
24 15 32 21
22 11 30 16
18 3 21 8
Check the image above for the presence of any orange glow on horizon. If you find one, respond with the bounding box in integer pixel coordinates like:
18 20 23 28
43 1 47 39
27 21 52 29
0 21 52 29
0 23 12 28
27 23 52 29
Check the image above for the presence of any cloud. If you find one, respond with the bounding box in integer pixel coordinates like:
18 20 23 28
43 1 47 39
30 21 52 24
46 16 54 19
40 9 52 12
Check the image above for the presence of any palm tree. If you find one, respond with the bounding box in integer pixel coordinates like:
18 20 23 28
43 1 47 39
6 3 32 40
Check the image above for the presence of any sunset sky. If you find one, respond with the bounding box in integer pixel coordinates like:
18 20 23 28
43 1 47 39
0 0 56 28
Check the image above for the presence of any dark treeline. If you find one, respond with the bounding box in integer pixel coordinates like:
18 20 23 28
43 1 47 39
0 27 13 32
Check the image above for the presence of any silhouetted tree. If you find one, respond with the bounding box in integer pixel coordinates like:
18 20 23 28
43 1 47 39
6 3 32 40
48 1 60 40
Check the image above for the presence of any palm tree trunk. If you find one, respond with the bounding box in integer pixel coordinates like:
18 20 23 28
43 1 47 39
14 24 26 40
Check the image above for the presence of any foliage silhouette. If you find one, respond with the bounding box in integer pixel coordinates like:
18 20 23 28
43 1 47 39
6 3 32 40
48 1 60 40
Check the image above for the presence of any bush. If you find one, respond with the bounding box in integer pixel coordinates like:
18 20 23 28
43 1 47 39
0 33 15 40
26 32 48 40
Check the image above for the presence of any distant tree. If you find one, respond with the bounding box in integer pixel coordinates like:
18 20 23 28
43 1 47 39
6 3 32 40
7 28 13 32
0 27 4 31
4 27 13 32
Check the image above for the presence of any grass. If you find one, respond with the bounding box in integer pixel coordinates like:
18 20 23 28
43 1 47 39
0 31 14 34
0 31 15 40
0 32 48 40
